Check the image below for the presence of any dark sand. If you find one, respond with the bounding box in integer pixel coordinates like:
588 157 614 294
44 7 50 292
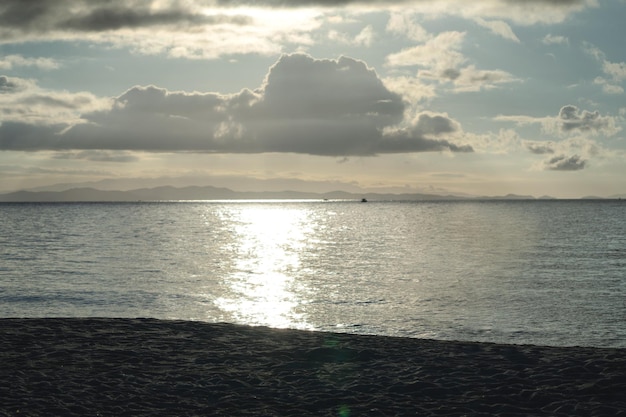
1 318 624 416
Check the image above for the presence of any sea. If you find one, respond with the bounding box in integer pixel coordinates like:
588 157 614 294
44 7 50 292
1 200 624 348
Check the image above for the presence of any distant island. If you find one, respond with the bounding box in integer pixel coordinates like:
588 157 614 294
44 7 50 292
0 185 580 202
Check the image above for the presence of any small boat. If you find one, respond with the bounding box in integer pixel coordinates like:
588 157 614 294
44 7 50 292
361 198 368 203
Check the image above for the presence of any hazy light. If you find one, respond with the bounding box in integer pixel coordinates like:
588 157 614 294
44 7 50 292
203 6 322 32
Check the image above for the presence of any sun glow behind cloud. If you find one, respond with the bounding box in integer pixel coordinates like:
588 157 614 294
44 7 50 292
192 6 324 56
208 6 322 29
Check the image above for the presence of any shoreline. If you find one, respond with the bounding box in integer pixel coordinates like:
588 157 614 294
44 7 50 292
2 318 625 416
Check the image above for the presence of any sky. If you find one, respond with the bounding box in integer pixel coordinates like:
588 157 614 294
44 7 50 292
1 0 625 198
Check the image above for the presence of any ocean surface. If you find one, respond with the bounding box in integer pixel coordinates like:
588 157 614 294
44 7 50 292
1 200 624 348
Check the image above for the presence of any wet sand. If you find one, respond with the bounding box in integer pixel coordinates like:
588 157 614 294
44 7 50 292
1 318 624 416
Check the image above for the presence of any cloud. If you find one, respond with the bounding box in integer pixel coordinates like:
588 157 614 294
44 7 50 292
0 55 60 70
541 33 568 45
386 12 429 42
594 77 624 95
496 105 621 137
526 141 555 154
0 1 595 62
602 60 626 83
0 1 249 36
386 31 467 70
386 32 517 92
0 54 472 156
0 1 320 59
216 0 585 3
328 25 375 46
0 0 593 42
52 150 139 163
62 8 251 32
217 0 593 24
352 0 593 25
524 133 613 171
584 43 626 95
381 112 473 153
556 105 618 134
0 75 109 125
449 65 519 92
474 18 520 43
545 154 586 171
0 75 29 93
498 104 621 172
383 76 437 105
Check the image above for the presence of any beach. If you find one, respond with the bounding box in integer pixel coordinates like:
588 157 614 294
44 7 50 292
1 318 624 416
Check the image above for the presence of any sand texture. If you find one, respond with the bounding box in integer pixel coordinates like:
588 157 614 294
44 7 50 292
1 318 625 416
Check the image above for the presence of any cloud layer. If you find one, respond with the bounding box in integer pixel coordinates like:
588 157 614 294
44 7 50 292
0 54 472 156
0 0 595 55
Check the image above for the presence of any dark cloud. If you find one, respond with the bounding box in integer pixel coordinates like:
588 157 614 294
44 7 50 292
0 75 23 93
381 113 472 153
0 75 34 94
0 54 472 156
262 55 403 124
0 0 51 29
0 0 250 39
441 68 461 80
545 154 586 171
61 8 251 32
526 142 555 154
558 105 612 133
0 121 68 150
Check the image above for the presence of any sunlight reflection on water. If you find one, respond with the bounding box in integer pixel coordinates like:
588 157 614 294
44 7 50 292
213 204 315 329
1 200 624 347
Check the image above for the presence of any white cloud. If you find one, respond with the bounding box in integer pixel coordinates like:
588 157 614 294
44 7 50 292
386 31 517 92
474 17 520 43
386 31 466 70
0 54 473 156
473 128 524 154
383 75 437 106
379 0 598 25
328 25 374 46
602 60 626 82
0 55 60 70
584 43 626 95
386 12 429 42
541 34 569 45
354 25 375 46
593 77 624 95
0 75 109 125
